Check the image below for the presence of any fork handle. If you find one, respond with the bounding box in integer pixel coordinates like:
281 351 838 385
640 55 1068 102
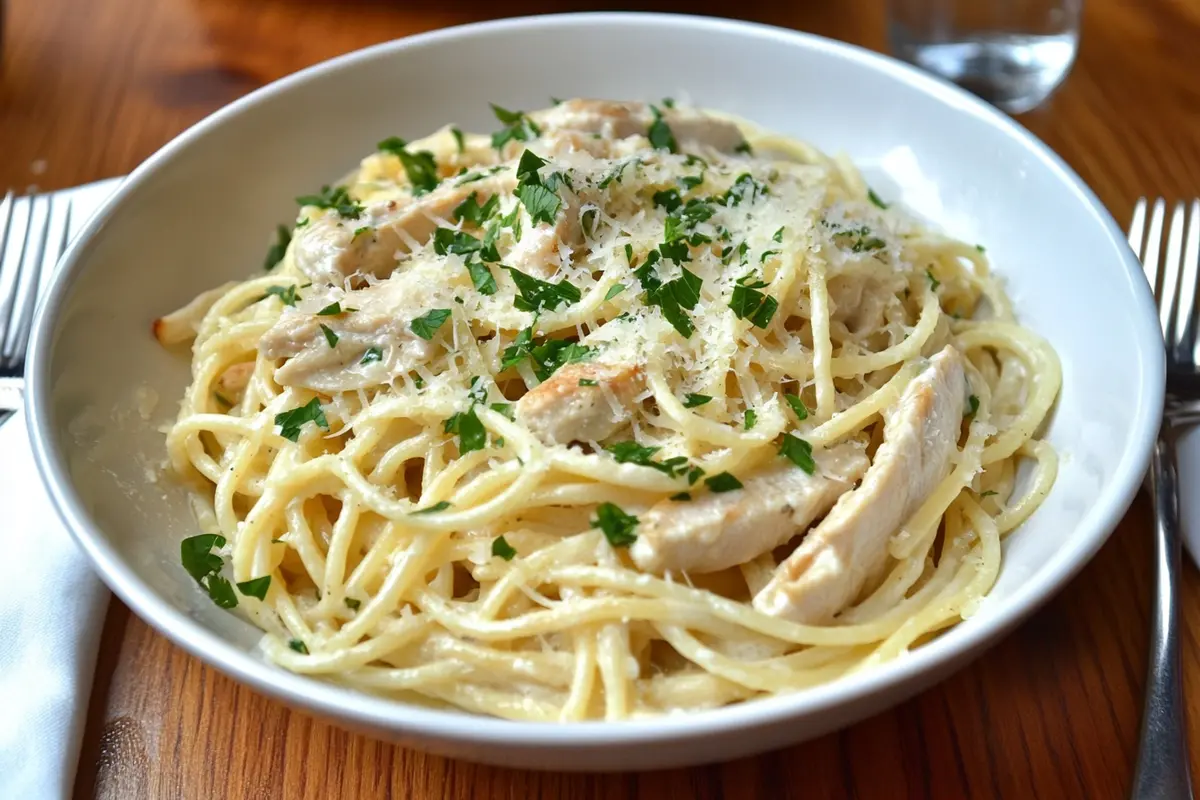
1131 433 1195 800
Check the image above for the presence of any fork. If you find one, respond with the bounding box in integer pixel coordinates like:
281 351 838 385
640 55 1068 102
0 189 74 427
1128 198 1197 800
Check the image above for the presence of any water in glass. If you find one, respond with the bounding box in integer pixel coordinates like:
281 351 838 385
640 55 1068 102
888 0 1082 114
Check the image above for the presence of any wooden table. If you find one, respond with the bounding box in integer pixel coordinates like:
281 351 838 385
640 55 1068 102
3 0 1197 796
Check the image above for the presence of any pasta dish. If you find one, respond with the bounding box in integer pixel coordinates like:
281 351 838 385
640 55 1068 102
156 99 1061 721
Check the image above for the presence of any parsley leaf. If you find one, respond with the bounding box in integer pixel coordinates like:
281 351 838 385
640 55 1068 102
516 182 562 226
653 188 683 213
274 397 329 442
467 260 497 295
784 394 809 420
262 285 299 306
316 302 343 316
683 393 712 408
980 490 999 498
410 308 452 340
604 283 626 302
433 227 484 257
360 346 383 365
490 104 542 150
704 472 744 493
670 492 692 501
927 269 941 291
236 575 271 600
377 138 441 195
744 409 758 430
344 597 361 611
296 185 364 219
868 188 889 209
593 502 638 547
722 173 767 207
976 244 987 253
780 434 816 474
263 225 291 271
578 378 598 386
180 534 238 609
734 140 753 155
288 639 309 655
504 266 580 313
450 126 465 153
604 441 690 479
599 158 640 189
444 405 486 454
319 323 339 348
492 535 517 560
411 501 452 515
729 274 777 328
966 394 980 417
647 105 677 153
453 192 500 226
490 402 515 420
527 340 595 381
377 136 407 154
773 226 785 243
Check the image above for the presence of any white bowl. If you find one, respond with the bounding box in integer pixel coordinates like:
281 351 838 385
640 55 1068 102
26 13 1163 770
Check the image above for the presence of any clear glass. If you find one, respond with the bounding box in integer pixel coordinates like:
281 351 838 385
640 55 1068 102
887 0 1082 114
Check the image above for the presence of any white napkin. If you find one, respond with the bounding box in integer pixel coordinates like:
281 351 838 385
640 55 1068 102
0 178 121 800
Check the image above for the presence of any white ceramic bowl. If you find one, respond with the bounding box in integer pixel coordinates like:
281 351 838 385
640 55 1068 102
26 13 1163 771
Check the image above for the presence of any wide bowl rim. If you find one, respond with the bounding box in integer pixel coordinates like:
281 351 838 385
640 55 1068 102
26 11 1164 749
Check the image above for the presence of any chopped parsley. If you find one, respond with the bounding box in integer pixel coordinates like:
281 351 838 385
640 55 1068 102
780 434 816 474
784 394 809 420
411 501 452 515
236 575 271 601
467 260 497 295
262 285 299 306
867 188 889 209
295 185 363 219
514 150 563 226
966 394 980 417
453 192 500 226
604 283 626 302
670 492 692 501
604 441 690 479
976 244 987 253
180 533 238 609
980 490 999 498
288 639 309 655
490 402 515 420
592 502 638 547
598 158 640 189
927 269 941 291
492 535 517 561
352 225 372 239
633 252 701 338
263 225 291 271
722 173 768 207
344 597 361 611
444 405 486 454
729 274 778 328
734 140 753 155
378 137 440 195
653 188 683 213
661 97 676 108
683 393 712 408
490 104 541 150
773 227 785 243
316 302 343 316
578 378 598 387
760 250 780 264
274 397 329 442
704 472 744 493
319 323 339 348
360 347 383 365
410 308 452 340
744 409 758 430
504 266 581 313
581 208 598 238
647 105 677 153
830 224 886 253
450 126 465 153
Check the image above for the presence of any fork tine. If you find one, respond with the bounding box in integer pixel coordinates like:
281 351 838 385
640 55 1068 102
1144 198 1167 301
0 194 32 358
1176 200 1200 361
2 194 53 366
1130 197 1147 254
1161 202 1185 341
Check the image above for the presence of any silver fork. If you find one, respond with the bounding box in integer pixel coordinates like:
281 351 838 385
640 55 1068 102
0 189 74 427
1128 198 1197 800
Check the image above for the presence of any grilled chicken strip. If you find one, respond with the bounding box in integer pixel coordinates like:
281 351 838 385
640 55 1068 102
292 171 515 286
753 346 967 623
515 361 645 445
630 443 869 575
534 99 749 154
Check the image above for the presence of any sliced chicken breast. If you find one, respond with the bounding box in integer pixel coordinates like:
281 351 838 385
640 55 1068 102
534 99 748 154
630 442 869 575
257 278 440 392
293 171 516 285
515 361 644 445
753 346 967 623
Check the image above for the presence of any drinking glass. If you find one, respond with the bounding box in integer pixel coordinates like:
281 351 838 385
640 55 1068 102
887 0 1082 114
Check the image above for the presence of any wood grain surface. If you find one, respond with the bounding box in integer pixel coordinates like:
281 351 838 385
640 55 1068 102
2 0 1197 797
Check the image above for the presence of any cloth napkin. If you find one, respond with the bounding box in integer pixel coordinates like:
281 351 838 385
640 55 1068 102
0 178 121 800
